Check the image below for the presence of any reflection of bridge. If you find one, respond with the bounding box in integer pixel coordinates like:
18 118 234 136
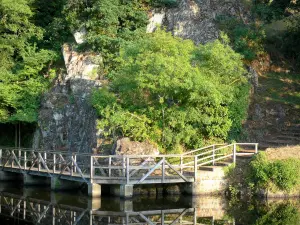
0 143 257 197
0 191 235 225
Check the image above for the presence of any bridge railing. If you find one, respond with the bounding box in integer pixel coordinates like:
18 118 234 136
0 143 258 184
182 143 258 168
0 148 92 181
90 154 196 184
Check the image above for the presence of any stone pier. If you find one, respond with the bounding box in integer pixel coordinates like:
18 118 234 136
110 184 134 198
88 197 101 210
183 167 227 195
88 183 101 197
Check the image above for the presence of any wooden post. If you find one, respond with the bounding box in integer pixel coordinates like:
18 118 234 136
71 155 74 176
194 156 197 180
38 152 41 171
0 149 2 166
233 143 236 164
162 157 165 182
11 150 14 168
122 156 125 177
74 155 77 173
212 145 215 166
108 156 111 177
53 154 56 173
255 143 258 154
58 154 61 171
90 156 94 182
180 156 183 174
18 149 21 165
126 157 129 184
44 152 47 169
24 151 27 170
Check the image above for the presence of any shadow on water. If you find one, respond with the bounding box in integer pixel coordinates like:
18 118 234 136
0 182 299 225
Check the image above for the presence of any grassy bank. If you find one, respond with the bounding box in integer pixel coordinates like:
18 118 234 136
227 146 300 196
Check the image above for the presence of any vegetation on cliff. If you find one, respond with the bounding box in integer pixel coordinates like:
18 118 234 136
0 0 299 150
92 31 249 151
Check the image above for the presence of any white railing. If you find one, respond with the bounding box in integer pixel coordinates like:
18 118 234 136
0 143 258 185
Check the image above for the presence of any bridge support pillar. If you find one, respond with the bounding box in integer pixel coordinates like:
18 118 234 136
51 177 82 190
88 183 101 197
88 197 101 210
183 168 227 195
23 174 50 186
120 184 133 199
0 171 21 181
110 184 134 198
120 199 133 212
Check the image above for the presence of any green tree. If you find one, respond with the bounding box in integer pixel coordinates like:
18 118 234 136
64 0 148 73
0 0 57 123
92 30 248 151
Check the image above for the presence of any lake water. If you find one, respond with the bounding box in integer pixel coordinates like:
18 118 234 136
0 182 299 225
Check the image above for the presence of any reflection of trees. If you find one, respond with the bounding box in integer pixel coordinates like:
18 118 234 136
255 203 300 225
227 199 300 225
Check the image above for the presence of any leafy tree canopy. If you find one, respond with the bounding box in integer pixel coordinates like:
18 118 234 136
0 0 57 123
92 30 249 151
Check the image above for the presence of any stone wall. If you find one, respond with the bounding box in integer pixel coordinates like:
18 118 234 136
183 167 228 195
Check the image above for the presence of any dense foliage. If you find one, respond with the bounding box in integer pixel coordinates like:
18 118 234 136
227 199 300 225
0 0 57 123
248 152 300 192
218 0 300 67
92 30 249 151
217 16 266 61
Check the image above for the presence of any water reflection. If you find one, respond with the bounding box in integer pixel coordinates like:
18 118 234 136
0 182 299 225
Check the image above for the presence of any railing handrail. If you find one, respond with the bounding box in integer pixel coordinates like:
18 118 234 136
0 142 259 185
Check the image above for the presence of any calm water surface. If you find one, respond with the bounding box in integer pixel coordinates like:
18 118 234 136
0 182 299 225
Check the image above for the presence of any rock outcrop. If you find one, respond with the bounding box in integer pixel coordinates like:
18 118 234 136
148 0 250 44
112 138 159 156
32 44 102 153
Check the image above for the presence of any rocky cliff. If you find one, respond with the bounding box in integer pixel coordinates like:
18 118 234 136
32 43 102 153
33 0 251 153
148 0 250 44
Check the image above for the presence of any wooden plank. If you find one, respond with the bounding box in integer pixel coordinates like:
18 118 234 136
108 156 111 177
90 156 94 181
162 157 165 182
233 144 236 164
53 154 56 173
194 157 197 179
126 157 129 184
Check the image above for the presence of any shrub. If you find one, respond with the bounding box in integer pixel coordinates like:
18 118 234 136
248 152 300 192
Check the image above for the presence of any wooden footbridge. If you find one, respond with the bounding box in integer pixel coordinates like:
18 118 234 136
0 143 258 197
